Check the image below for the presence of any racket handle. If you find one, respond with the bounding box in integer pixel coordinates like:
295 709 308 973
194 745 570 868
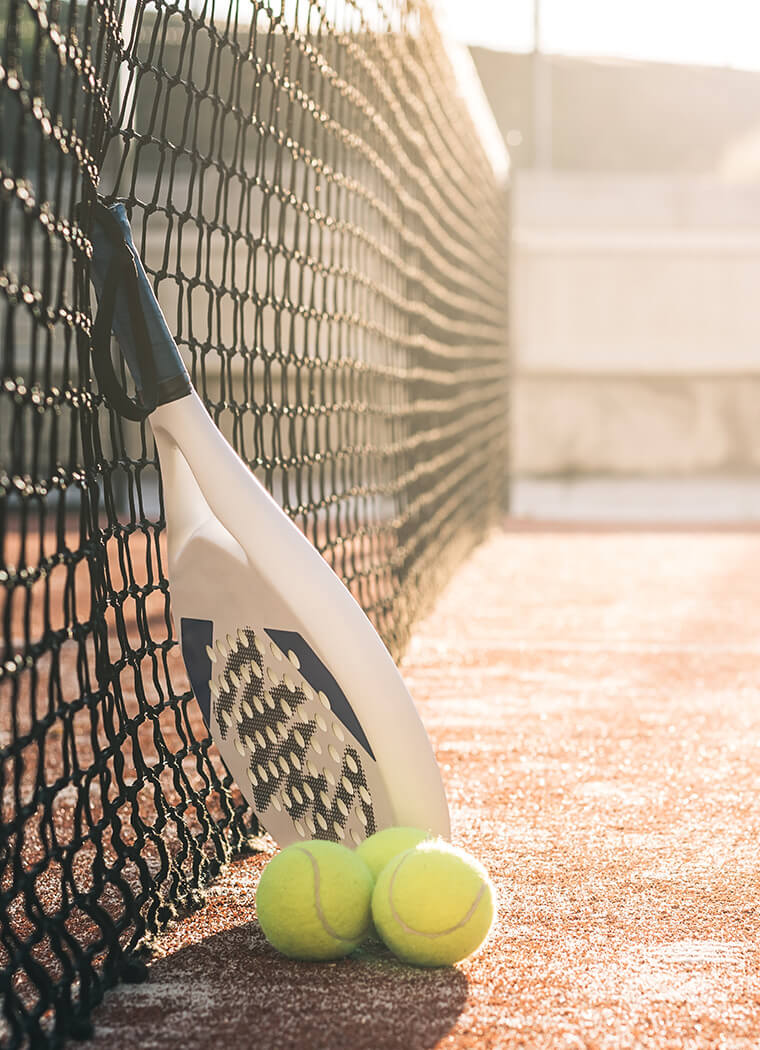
88 201 191 408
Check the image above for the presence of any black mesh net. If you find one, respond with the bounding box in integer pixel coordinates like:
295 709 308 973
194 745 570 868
0 0 508 1045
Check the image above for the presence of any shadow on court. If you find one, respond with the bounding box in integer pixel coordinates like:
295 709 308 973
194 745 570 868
91 921 468 1050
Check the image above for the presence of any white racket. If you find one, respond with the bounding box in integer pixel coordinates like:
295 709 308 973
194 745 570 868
86 199 450 848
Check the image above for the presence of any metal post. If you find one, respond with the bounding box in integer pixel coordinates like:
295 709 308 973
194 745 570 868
533 0 552 169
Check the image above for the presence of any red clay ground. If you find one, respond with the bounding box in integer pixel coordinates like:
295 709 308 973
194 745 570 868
88 526 760 1049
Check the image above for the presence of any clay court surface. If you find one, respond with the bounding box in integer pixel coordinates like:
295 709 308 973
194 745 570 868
86 525 760 1049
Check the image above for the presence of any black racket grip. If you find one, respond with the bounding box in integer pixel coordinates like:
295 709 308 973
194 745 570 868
87 200 191 417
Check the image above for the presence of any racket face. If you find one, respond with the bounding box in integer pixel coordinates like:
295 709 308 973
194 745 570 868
182 618 393 847
170 523 399 847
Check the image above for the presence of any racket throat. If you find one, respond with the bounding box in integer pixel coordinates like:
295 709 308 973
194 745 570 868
151 418 215 566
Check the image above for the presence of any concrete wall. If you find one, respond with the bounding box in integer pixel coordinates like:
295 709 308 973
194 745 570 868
511 171 760 479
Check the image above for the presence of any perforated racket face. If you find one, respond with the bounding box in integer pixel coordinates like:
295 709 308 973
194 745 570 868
196 624 394 846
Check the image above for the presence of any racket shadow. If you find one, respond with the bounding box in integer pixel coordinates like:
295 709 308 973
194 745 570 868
91 920 469 1050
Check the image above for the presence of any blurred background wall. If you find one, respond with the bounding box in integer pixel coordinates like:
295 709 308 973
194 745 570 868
471 50 760 520
511 172 760 475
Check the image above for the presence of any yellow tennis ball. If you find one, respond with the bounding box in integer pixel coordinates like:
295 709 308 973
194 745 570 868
256 840 373 961
355 826 431 881
371 841 496 967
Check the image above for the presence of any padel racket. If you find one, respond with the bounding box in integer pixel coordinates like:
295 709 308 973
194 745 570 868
85 199 450 848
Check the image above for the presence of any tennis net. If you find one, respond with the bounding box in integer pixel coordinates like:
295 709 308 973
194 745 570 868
0 0 509 1045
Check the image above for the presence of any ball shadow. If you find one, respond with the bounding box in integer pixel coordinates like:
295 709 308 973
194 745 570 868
94 921 469 1050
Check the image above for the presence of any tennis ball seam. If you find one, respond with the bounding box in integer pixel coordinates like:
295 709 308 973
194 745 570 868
386 853 487 939
296 847 369 944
